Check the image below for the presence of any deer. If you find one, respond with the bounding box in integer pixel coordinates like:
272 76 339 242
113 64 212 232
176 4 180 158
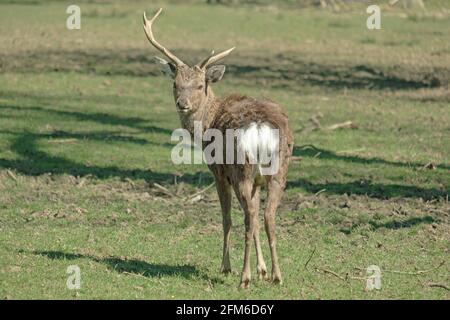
143 8 294 289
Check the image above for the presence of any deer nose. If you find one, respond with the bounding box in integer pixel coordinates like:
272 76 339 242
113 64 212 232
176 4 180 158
176 97 190 111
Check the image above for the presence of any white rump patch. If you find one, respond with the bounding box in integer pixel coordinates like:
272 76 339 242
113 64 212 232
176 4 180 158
238 122 280 176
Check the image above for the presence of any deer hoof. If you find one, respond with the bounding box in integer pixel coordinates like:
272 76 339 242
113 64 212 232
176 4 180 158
272 275 283 285
220 264 232 274
220 268 232 275
239 279 250 290
257 268 268 281
239 272 251 289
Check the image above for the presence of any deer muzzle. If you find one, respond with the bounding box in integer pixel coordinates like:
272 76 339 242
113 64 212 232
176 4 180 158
176 97 191 113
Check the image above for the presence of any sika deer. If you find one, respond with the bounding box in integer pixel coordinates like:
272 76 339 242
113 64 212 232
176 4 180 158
143 8 293 288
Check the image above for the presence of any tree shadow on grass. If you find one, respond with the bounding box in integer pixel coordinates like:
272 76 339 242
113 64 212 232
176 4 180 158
0 132 447 199
0 101 210 185
3 49 447 89
0 131 211 186
340 216 436 234
0 103 172 136
33 250 218 281
289 145 449 201
287 178 448 201
293 145 450 171
227 62 439 90
0 102 447 198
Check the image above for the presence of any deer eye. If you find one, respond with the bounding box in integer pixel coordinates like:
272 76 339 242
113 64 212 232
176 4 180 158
197 85 204 90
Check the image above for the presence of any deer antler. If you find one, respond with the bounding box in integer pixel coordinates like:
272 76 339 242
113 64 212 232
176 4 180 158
143 8 184 66
197 47 235 69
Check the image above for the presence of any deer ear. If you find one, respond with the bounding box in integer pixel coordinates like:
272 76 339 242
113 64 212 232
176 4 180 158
154 56 176 79
206 65 226 83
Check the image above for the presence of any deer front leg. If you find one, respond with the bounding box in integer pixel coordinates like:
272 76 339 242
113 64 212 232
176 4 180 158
215 177 232 274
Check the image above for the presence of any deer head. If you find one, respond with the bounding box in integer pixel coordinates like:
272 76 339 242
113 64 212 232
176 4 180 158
143 8 235 116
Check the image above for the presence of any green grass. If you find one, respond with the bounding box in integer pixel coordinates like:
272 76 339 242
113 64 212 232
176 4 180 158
0 1 449 299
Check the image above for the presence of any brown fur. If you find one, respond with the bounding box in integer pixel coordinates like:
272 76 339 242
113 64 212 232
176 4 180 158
174 82 294 288
143 9 293 288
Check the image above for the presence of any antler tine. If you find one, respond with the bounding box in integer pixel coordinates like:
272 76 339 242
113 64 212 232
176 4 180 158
197 50 215 70
198 47 235 69
143 8 184 66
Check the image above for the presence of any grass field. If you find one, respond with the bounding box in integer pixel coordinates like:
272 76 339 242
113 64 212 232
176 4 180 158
0 0 449 299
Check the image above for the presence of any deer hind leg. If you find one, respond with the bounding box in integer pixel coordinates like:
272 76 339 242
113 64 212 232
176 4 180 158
215 176 232 274
252 186 268 280
233 180 258 289
264 178 284 284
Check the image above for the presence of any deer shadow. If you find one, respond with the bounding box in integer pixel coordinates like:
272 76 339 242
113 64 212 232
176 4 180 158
33 250 217 281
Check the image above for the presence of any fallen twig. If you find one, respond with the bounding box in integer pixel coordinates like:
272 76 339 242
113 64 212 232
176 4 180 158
316 267 366 282
153 183 180 198
124 178 135 187
6 169 18 182
310 114 322 128
336 148 366 155
316 268 347 281
298 114 323 134
122 271 148 279
186 182 215 201
314 189 326 196
48 138 78 144
298 145 317 151
326 121 358 131
426 283 450 291
427 208 449 216
304 247 316 269
189 194 203 203
383 260 446 276
423 162 436 170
